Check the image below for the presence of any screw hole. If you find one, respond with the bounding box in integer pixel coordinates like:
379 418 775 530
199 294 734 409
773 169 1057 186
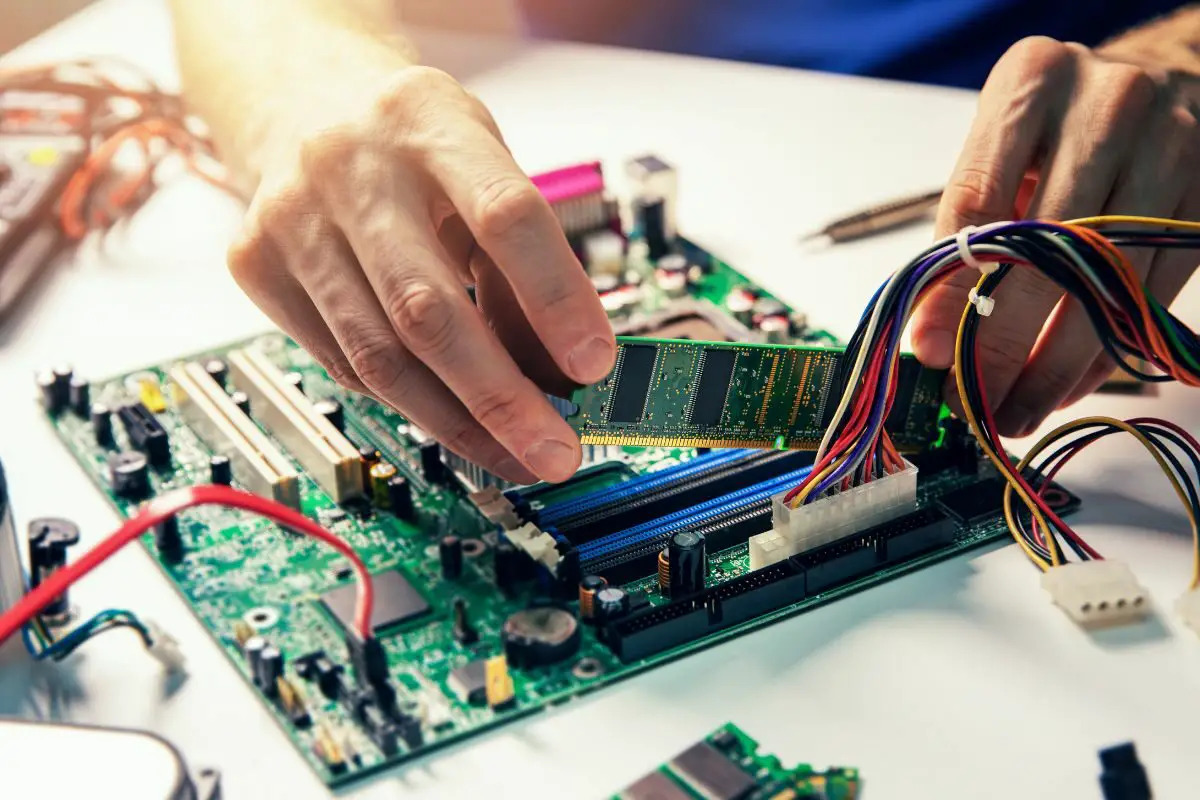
1134 596 1145 606
1117 598 1127 609
1080 603 1092 613
1098 601 1109 612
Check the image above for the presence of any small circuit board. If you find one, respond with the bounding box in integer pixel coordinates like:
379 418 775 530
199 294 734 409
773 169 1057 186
613 722 860 800
43 155 1082 788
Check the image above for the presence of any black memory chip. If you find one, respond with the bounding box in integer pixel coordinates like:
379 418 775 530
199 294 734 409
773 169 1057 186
321 568 430 636
670 741 756 800
883 357 923 433
608 344 658 424
688 348 736 426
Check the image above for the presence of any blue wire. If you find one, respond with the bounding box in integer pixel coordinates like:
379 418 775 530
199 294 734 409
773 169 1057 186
23 609 150 661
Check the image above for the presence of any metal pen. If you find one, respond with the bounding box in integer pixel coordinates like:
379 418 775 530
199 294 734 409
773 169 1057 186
800 188 943 244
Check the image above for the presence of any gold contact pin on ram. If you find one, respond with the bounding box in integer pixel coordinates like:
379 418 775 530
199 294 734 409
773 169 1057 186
228 348 364 502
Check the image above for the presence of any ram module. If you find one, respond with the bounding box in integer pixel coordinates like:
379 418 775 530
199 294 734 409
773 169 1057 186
567 337 945 451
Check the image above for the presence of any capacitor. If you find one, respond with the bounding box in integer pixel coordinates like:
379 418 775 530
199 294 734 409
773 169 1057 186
654 253 689 297
210 454 233 485
358 445 380 488
758 314 791 344
387 476 414 521
52 364 73 407
634 196 670 260
595 586 630 621
440 535 464 581
243 635 267 674
256 644 285 694
203 358 228 388
726 287 757 328
90 402 114 447
107 451 150 499
668 530 707 598
369 462 398 508
789 311 809 335
419 441 444 484
657 548 670 593
452 597 477 644
751 297 787 323
37 370 64 415
283 371 304 395
68 375 90 417
578 575 608 620
494 540 522 596
230 390 251 417
27 518 81 618
590 272 621 295
155 515 183 563
314 398 344 433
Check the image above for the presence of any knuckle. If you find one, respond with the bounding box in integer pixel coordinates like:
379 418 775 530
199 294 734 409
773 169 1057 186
386 281 458 355
298 126 357 175
1105 63 1157 109
467 388 526 435
225 232 263 287
474 177 544 240
373 66 463 125
944 163 1007 228
344 332 406 392
253 183 310 234
1002 36 1074 80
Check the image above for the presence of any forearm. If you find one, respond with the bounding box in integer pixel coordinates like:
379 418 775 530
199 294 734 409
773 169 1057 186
1099 5 1200 77
168 0 418 188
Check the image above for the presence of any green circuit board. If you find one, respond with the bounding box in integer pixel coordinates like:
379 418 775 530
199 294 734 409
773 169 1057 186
612 722 860 800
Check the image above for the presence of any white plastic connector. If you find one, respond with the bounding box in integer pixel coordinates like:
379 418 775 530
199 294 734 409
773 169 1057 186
1175 590 1200 636
1039 561 1150 628
467 488 520 529
967 287 995 317
144 621 186 673
748 460 918 570
955 225 998 274
507 523 561 574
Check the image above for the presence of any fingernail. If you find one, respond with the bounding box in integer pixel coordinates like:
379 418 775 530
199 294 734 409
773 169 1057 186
567 337 616 383
493 457 538 485
525 439 578 482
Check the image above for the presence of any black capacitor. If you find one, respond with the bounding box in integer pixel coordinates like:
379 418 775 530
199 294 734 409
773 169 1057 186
419 441 444 483
256 644 285 694
440 535 464 580
27 518 81 617
283 371 304 395
358 445 380 488
452 597 478 644
494 540 522 596
107 451 150 499
37 370 64 415
578 575 608 621
243 635 267 674
230 390 251 417
210 454 233 485
155 515 183 563
52 365 73 409
594 586 630 622
90 402 114 447
668 530 707 598
203 358 228 388
387 476 414 521
634 196 670 260
314 398 344 433
68 375 90 417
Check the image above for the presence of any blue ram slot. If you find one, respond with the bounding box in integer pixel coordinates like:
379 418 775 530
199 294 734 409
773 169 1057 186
531 449 750 524
578 464 813 561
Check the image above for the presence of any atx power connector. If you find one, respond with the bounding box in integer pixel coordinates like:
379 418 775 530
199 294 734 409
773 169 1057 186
1040 561 1149 628
749 460 917 569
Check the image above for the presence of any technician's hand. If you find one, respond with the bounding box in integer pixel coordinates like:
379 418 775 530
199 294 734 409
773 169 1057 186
227 66 616 484
911 36 1200 436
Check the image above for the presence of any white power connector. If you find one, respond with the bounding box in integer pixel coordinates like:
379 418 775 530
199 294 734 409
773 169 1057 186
1039 561 1150 628
145 620 186 673
748 460 918 570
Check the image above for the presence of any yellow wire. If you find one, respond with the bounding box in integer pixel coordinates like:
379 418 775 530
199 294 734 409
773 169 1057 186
1012 417 1200 589
1066 214 1200 232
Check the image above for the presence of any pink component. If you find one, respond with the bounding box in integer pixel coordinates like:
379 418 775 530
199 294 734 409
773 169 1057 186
531 161 605 205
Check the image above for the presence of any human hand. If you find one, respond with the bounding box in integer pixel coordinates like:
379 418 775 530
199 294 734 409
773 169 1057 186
911 36 1200 436
227 65 615 484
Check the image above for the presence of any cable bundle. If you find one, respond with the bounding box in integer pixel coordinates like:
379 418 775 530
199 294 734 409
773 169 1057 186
0 56 237 238
782 216 1200 582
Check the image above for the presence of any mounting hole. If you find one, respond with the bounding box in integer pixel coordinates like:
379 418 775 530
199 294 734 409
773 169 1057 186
572 657 603 680
1080 603 1092 613
244 607 279 631
1097 601 1109 612
461 539 487 558
1134 596 1145 607
1117 598 1127 609
1042 488 1069 508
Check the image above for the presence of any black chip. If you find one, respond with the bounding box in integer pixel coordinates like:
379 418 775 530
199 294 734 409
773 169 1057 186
670 741 756 800
609 344 658 424
321 568 429 635
818 353 847 427
448 659 488 705
619 770 692 800
883 358 923 432
688 348 736 426
936 478 1007 525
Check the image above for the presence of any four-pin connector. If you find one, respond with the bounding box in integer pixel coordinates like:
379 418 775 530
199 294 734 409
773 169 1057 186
1040 561 1149 628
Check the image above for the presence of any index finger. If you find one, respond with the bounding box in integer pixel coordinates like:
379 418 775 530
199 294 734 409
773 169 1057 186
423 124 616 385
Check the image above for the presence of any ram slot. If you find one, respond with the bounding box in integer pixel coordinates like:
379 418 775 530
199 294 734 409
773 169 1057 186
228 349 364 502
170 363 301 508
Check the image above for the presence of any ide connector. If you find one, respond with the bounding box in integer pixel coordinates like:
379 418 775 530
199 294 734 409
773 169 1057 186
748 460 917 570
1040 561 1149 628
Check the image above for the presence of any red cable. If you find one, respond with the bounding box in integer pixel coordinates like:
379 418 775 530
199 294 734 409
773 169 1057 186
0 485 374 646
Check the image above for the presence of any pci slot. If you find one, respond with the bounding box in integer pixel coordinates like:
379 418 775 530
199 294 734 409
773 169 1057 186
170 362 301 509
228 349 364 502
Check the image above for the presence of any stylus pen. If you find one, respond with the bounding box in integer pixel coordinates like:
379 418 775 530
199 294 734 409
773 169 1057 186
800 188 943 244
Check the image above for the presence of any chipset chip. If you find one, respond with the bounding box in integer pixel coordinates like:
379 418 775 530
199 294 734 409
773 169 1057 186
936 477 1007 525
670 741 756 800
320 568 430 635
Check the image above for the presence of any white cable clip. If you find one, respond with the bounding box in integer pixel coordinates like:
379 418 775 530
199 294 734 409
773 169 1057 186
955 225 997 274
968 287 995 317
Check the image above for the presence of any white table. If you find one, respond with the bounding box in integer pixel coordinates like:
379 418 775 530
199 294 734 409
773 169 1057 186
4 1 1200 798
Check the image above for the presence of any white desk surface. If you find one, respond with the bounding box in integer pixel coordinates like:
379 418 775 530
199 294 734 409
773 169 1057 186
4 1 1200 798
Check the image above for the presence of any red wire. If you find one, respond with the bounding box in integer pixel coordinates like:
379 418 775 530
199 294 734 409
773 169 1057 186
0 485 375 646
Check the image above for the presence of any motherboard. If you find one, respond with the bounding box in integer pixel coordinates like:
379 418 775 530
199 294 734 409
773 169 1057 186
44 156 1080 788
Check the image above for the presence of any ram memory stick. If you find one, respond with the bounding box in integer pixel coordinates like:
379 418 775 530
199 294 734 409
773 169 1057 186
566 337 945 451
